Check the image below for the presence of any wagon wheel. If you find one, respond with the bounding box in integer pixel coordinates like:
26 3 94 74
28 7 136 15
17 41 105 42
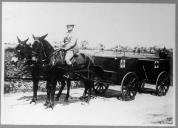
156 71 170 96
121 72 138 100
93 81 109 95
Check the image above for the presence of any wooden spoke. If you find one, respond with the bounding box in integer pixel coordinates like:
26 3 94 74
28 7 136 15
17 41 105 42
93 82 109 95
156 71 170 96
121 72 138 100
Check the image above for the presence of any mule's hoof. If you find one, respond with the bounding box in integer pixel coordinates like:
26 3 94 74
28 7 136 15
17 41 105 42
64 98 69 102
45 104 50 109
30 98 37 104
79 96 87 100
44 102 49 106
50 105 54 109
90 95 95 99
47 103 54 109
84 97 91 103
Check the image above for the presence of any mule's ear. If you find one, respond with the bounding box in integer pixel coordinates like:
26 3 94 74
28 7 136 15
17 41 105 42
40 33 48 40
17 36 21 43
24 38 29 43
32 34 36 40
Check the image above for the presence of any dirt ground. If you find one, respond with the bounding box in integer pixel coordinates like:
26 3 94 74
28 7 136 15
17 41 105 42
1 84 174 126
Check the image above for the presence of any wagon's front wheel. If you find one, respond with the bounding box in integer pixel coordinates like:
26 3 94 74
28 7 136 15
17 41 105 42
93 81 109 95
121 72 138 100
156 71 170 96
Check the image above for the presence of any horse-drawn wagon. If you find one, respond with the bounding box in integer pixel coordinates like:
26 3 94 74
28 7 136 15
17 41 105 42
90 52 172 100
7 35 172 108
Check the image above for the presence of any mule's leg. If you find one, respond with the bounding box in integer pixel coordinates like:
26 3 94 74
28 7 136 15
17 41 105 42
87 80 94 100
30 79 39 103
79 80 88 100
44 81 50 106
85 81 91 102
82 86 88 98
64 80 71 102
82 80 92 102
88 81 92 98
49 81 57 109
56 80 66 101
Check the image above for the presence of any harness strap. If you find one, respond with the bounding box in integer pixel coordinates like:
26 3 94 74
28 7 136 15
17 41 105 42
40 41 47 59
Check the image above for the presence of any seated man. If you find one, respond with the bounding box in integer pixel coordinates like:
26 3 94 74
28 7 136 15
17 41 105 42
61 24 78 66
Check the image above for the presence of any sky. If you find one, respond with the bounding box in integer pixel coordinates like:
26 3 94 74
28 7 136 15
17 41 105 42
2 2 175 49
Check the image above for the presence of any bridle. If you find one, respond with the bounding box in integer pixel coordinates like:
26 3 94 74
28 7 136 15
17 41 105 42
15 44 32 61
13 44 33 76
32 40 48 62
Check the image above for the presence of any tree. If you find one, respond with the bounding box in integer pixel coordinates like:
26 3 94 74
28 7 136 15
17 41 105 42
99 43 105 51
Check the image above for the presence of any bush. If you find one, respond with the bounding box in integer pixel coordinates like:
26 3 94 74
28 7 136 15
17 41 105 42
4 48 83 93
4 84 10 93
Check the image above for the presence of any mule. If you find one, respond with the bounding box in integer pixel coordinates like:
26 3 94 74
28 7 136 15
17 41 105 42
46 48 95 108
31 34 95 108
11 37 33 75
12 35 67 104
31 34 71 108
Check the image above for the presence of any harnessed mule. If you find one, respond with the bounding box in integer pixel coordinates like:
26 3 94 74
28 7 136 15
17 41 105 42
31 34 71 108
12 37 32 65
11 37 33 77
48 48 95 108
12 35 67 105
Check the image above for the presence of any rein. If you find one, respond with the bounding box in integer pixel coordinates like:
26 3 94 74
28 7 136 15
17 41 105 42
40 41 48 59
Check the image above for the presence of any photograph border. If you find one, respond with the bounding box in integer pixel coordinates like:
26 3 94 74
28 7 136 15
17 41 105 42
0 0 177 128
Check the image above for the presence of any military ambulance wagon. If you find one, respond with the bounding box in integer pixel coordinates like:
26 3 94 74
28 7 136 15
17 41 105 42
91 52 171 100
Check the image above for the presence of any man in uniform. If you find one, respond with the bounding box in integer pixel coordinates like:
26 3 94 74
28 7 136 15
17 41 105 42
61 24 78 66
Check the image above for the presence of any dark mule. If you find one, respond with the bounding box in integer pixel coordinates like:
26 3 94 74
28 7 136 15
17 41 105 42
11 37 33 75
12 35 65 104
70 52 95 99
47 49 95 108
12 37 32 65
30 34 54 103
48 49 70 102
31 34 70 108
12 36 42 103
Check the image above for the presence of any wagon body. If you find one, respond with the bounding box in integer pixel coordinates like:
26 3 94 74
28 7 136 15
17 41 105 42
93 55 140 85
92 53 172 98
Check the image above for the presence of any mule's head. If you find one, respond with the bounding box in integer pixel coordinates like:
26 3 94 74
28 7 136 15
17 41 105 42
31 34 50 63
11 36 31 64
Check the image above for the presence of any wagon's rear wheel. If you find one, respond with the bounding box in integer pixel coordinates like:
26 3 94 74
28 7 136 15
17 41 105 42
121 72 138 100
93 81 109 95
156 71 170 96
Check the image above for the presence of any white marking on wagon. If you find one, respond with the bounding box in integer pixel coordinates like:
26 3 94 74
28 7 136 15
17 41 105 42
120 59 126 68
154 60 159 68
